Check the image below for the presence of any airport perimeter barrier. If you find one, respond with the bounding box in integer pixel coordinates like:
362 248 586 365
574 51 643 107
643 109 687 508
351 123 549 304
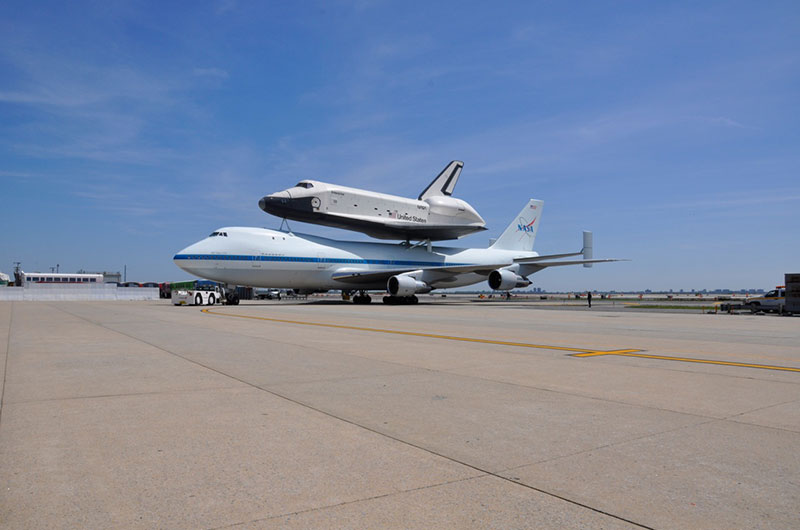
0 284 160 301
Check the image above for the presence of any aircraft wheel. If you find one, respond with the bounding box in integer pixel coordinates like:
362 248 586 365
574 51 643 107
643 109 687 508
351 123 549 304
195 294 202 306
411 295 418 304
364 295 372 304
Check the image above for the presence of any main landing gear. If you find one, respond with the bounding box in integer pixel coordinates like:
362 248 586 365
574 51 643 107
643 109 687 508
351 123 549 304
352 291 372 304
382 295 418 305
347 291 420 305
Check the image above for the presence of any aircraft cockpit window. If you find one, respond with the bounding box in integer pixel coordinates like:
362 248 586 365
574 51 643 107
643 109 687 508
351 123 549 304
295 182 314 189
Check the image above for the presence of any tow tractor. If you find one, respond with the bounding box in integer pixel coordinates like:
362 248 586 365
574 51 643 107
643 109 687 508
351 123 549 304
171 280 240 306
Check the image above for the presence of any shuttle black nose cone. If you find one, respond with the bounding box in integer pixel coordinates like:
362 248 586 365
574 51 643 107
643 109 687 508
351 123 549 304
258 196 267 212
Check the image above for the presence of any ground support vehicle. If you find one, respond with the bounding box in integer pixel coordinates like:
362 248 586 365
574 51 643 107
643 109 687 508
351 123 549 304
171 280 239 306
254 288 282 300
746 287 787 313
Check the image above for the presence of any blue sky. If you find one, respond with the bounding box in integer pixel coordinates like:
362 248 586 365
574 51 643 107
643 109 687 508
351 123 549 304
1 1 798 291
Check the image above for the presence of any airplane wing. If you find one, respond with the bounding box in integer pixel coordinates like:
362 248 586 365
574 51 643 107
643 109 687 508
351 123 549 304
517 258 627 274
514 251 584 262
331 262 508 285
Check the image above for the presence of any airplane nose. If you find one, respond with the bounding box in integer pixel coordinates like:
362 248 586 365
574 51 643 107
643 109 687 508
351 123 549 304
173 240 211 277
173 243 196 272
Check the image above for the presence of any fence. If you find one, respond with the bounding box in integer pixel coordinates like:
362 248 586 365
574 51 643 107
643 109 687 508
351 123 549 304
0 284 160 301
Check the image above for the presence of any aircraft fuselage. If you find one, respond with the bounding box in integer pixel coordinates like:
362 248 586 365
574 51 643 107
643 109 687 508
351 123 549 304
174 227 534 290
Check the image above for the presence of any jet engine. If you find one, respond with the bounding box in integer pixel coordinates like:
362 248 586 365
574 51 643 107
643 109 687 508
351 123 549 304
387 275 431 296
488 269 531 291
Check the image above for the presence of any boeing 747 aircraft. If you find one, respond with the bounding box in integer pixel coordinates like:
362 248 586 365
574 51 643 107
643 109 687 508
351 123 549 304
174 200 622 304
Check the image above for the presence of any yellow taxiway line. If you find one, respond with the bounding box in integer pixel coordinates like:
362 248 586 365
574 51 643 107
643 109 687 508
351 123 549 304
201 308 634 355
572 351 800 372
202 308 798 373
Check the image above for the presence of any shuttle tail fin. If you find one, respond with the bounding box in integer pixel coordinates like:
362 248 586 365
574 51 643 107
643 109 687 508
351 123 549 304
418 160 463 200
489 199 544 252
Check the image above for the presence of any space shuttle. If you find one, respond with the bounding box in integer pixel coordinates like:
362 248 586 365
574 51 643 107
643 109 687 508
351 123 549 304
258 161 487 241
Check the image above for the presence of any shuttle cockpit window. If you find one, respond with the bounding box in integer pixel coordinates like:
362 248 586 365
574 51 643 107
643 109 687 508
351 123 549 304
208 231 228 237
295 181 314 189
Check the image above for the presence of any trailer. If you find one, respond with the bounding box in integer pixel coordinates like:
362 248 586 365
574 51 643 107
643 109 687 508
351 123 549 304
784 273 800 314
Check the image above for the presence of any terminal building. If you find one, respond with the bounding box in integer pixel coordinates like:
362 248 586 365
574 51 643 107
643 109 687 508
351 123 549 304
19 272 104 285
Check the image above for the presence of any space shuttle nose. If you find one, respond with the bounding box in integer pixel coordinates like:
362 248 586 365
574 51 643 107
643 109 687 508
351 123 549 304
259 191 293 215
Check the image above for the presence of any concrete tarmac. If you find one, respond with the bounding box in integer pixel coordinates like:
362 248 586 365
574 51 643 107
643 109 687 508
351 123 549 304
0 299 798 529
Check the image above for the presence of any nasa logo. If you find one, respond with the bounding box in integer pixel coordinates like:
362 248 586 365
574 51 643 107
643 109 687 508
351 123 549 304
517 217 536 233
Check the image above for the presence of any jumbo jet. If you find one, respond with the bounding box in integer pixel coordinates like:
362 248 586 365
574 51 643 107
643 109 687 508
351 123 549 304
258 161 487 241
174 199 622 304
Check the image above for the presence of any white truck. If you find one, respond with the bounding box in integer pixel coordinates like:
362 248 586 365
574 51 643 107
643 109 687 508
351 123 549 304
746 285 787 313
172 282 239 306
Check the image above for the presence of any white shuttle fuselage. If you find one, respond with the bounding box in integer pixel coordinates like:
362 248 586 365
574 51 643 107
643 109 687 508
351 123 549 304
258 161 487 241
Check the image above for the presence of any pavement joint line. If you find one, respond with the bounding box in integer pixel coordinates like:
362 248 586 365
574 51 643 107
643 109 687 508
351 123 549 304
573 350 800 373
211 475 489 529
55 304 653 530
6 385 246 406
496 416 723 476
202 308 637 355
0 302 13 430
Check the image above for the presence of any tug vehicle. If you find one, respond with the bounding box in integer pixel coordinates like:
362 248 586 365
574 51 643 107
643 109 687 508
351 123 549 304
171 280 239 306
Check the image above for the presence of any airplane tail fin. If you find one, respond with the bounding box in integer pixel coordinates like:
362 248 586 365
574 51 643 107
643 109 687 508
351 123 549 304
582 231 593 267
489 199 544 252
418 161 463 200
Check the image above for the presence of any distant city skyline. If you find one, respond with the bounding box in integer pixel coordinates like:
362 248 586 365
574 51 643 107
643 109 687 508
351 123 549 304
2 1 798 291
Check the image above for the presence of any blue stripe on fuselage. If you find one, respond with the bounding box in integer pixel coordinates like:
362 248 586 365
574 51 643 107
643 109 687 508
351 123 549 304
172 254 468 267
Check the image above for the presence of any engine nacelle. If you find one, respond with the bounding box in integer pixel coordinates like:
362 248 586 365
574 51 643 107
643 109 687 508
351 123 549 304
387 275 430 296
488 269 531 291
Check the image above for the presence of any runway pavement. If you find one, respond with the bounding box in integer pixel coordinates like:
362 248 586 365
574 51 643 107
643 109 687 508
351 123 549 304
1 299 798 528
